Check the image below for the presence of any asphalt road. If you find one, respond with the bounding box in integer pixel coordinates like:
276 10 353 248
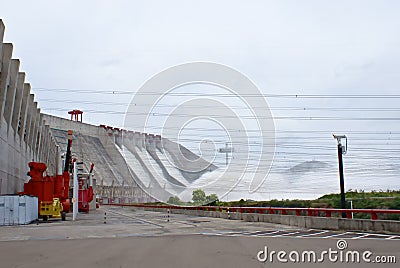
0 207 398 267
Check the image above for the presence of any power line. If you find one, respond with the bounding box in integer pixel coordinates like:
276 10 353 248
35 98 400 112
40 107 400 120
32 88 400 98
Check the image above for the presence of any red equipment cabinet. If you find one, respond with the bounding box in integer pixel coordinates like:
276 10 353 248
20 162 71 214
78 179 94 213
78 163 94 213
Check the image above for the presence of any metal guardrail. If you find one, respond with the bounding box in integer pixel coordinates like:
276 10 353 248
102 203 400 220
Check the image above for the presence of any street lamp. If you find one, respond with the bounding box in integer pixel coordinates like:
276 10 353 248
333 134 347 218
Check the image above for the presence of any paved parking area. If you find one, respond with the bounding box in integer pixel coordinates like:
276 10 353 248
0 207 398 267
1 206 399 241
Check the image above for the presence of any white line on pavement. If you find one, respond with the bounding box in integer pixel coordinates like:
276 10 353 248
322 232 352 238
298 230 328 237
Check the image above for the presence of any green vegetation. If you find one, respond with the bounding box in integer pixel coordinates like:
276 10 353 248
214 190 400 220
219 198 313 208
205 194 219 206
167 189 219 206
165 190 400 219
317 190 400 220
167 196 185 206
192 189 206 204
319 189 400 200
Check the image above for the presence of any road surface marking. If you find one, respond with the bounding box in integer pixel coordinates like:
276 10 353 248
298 230 328 237
274 231 300 237
351 233 371 239
253 230 281 236
322 232 352 238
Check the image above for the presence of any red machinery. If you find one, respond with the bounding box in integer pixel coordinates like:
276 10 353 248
19 130 74 220
78 163 94 213
20 162 70 219
19 129 95 218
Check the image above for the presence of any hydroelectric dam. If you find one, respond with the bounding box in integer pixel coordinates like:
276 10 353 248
0 19 216 203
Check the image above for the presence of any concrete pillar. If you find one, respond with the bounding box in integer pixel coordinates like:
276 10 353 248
48 137 54 173
41 119 47 162
32 109 41 159
11 72 25 135
123 130 133 147
46 128 52 164
4 59 20 131
128 131 134 146
41 126 47 163
28 102 38 153
27 115 34 157
50 136 57 174
134 132 140 149
24 94 34 144
147 134 156 149
11 75 24 189
24 100 33 146
35 114 44 160
30 105 39 153
140 133 146 150
42 124 49 163
114 129 122 147
155 135 162 150
0 43 13 121
0 20 5 65
46 135 55 173
37 123 44 162
37 124 44 162
18 83 30 139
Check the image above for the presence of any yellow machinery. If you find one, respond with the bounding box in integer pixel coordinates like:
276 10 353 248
40 198 66 221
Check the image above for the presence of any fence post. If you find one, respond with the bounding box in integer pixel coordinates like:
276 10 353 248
371 212 377 220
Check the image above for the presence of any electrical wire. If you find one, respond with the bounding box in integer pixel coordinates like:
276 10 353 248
32 88 400 98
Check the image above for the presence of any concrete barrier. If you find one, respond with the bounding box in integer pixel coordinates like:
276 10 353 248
134 206 400 234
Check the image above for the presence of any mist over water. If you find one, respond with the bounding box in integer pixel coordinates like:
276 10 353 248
184 158 399 202
178 130 400 202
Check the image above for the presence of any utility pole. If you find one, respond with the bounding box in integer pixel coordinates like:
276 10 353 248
73 160 78 221
333 134 347 218
218 142 234 166
225 142 228 166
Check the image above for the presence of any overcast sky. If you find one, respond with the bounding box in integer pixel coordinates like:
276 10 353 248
2 0 399 197
1 0 399 126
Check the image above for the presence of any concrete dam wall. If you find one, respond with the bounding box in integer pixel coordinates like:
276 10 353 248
0 19 216 202
0 20 59 194
43 114 217 202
